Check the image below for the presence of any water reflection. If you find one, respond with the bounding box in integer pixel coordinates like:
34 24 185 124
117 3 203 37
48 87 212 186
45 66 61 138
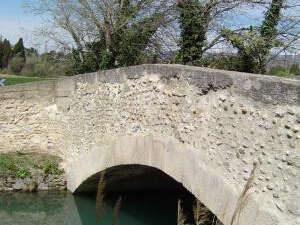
0 191 178 225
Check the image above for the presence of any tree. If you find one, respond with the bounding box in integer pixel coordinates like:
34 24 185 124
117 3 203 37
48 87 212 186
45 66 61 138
27 0 173 72
13 38 26 62
1 39 12 68
176 0 207 64
221 0 285 74
25 47 38 57
0 38 3 69
176 0 245 65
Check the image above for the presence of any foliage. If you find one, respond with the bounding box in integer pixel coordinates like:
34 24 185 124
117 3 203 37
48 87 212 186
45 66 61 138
71 40 115 74
0 154 30 179
28 0 171 73
25 47 38 57
0 36 73 77
0 39 12 69
289 63 300 75
0 40 3 69
200 54 242 71
0 154 17 174
221 0 284 74
13 38 26 63
15 168 31 179
41 159 63 175
117 14 164 67
268 63 300 77
9 57 26 74
268 65 289 76
31 51 73 77
0 153 63 178
176 0 208 65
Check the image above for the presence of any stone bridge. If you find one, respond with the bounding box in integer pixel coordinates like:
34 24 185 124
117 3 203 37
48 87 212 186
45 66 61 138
0 65 299 225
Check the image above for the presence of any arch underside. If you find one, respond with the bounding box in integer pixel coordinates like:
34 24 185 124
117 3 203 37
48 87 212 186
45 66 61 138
67 135 283 225
76 164 185 193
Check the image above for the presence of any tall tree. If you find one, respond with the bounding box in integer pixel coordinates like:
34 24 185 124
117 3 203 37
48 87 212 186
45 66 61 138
1 39 12 68
13 38 26 62
176 0 207 65
221 0 284 74
0 38 3 69
176 0 244 65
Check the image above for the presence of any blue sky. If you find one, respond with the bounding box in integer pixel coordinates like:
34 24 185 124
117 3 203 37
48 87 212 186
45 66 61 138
0 0 40 47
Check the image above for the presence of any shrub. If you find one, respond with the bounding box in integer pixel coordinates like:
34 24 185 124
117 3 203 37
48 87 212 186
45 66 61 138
15 168 30 179
0 154 31 178
200 55 242 71
8 57 25 74
268 65 291 77
21 56 39 76
42 159 63 175
0 154 17 174
290 63 300 75
33 61 49 77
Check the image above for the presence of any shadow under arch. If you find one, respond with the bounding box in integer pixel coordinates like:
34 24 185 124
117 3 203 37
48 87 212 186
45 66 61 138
74 164 197 225
76 164 188 193
68 135 280 225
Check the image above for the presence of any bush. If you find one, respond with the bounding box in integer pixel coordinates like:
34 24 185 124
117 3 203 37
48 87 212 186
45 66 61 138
200 54 242 71
33 60 49 76
15 168 31 179
0 154 17 174
268 65 293 77
290 63 300 75
21 56 38 76
42 159 63 175
8 57 25 74
0 154 31 178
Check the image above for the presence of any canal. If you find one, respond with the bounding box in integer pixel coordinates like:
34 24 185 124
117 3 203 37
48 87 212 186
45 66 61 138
0 191 182 225
0 165 213 225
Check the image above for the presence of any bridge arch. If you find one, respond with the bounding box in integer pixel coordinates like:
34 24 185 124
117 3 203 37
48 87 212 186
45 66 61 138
68 135 279 225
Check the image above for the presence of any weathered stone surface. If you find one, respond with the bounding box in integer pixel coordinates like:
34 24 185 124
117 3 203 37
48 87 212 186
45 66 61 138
0 175 66 192
0 64 299 225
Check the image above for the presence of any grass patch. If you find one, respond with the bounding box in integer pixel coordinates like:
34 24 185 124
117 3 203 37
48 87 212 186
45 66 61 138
0 76 49 86
0 152 63 178
0 74 53 86
3 77 48 86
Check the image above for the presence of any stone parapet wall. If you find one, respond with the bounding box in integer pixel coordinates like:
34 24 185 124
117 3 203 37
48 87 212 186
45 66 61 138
0 65 299 225
0 80 64 156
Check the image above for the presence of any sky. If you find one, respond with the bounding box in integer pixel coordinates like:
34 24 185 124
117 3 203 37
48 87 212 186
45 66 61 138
0 0 41 48
0 0 264 49
0 0 298 53
0 1 268 47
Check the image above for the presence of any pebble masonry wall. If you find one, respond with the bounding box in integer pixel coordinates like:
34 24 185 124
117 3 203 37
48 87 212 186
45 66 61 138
0 64 299 225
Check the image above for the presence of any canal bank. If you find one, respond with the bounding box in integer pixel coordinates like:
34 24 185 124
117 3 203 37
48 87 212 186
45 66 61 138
0 152 66 192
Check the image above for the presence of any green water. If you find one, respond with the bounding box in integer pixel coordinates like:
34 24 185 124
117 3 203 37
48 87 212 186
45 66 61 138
0 191 178 225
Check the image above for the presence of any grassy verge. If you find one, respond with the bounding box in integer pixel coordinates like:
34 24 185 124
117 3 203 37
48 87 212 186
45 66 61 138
0 74 51 86
0 152 63 179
